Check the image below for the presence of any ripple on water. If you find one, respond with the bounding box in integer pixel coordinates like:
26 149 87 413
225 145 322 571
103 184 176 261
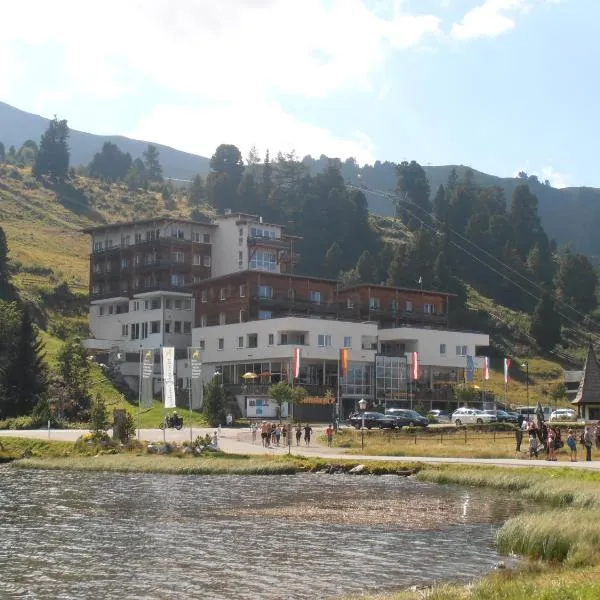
0 467 529 600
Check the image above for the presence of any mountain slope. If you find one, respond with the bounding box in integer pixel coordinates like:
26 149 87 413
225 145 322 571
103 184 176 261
1 101 598 257
0 102 210 180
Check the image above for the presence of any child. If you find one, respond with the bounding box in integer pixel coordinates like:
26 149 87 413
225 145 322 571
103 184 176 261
567 429 577 462
529 432 539 459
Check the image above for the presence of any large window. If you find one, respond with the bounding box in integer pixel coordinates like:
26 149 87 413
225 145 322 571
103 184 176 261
257 285 273 299
318 334 332 347
250 227 277 239
375 356 407 401
250 251 277 272
309 290 321 304
344 364 372 397
259 310 272 320
456 345 467 356
150 321 160 334
247 333 258 348
343 336 352 348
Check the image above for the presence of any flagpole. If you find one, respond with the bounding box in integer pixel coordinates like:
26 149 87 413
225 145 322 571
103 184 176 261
188 347 193 444
137 348 142 441
161 348 166 444
337 355 341 427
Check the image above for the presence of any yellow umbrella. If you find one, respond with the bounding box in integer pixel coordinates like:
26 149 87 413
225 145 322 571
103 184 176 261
241 372 258 379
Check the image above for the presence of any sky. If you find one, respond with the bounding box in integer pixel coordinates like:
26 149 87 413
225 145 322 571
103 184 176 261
1 0 596 187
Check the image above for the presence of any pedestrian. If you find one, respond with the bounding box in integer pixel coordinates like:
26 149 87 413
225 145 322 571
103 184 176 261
583 426 593 462
282 425 287 446
529 432 539 459
595 421 600 450
515 424 524 453
274 424 281 446
303 424 312 446
325 424 334 447
211 431 219 450
251 423 257 444
261 421 269 447
295 424 302 446
566 429 577 462
546 427 556 461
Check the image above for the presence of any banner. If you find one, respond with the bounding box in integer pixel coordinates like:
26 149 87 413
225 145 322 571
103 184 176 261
162 347 176 408
482 356 490 381
339 348 348 377
466 355 474 382
140 349 154 408
190 347 203 409
292 347 301 378
411 351 419 380
504 358 511 384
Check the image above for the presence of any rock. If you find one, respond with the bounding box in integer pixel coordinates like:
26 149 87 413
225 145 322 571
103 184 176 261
348 464 366 474
495 560 506 570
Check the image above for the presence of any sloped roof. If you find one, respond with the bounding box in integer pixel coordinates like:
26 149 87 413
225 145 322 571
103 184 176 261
572 343 600 405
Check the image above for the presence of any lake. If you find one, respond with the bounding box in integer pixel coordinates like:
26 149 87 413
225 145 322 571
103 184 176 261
0 467 529 599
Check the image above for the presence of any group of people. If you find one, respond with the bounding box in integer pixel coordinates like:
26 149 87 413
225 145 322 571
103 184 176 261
251 422 314 447
516 418 600 462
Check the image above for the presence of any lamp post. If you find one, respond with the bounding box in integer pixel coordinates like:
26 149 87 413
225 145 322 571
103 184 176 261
521 361 529 407
358 398 367 451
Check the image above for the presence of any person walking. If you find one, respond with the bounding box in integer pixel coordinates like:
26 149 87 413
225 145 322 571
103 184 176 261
528 431 539 459
515 423 524 453
325 424 334 448
303 424 313 447
295 424 302 446
274 424 281 446
583 426 593 462
566 429 577 462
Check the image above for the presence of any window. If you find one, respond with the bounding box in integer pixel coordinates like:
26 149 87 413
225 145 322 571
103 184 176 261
131 323 140 340
134 254 141 266
171 228 184 239
440 344 447 355
239 284 247 297
346 298 354 309
164 298 172 309
239 227 244 237
391 301 399 312
94 241 104 252
98 306 105 316
423 303 434 314
174 299 182 310
134 232 142 244
165 321 171 333
318 334 332 347
184 299 192 310
199 340 205 351
219 312 226 325
171 274 184 287
219 288 227 301
202 255 211 267
288 288 295 300
309 290 321 304
456 345 467 356
369 297 380 309
280 333 288 345
193 254 202 265
173 251 185 263
238 336 244 348
218 338 224 350
121 324 129 337
150 298 161 310
203 233 210 244
247 333 258 348
174 321 182 333
250 251 277 272
132 301 140 311
343 336 352 348
405 300 413 312
200 315 207 327
141 322 148 339
268 334 274 346
257 285 273 299
151 321 161 334
239 310 247 322
200 290 208 303
259 310 272 320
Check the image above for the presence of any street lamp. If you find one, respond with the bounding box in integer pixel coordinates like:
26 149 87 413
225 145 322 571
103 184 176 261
358 398 367 450
521 361 529 407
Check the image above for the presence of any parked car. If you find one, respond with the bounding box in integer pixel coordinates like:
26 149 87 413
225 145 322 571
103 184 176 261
451 407 497 426
428 409 451 424
549 408 577 422
347 411 398 430
385 408 429 428
482 409 519 424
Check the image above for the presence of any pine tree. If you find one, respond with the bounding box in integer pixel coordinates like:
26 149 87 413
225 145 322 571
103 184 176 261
57 336 91 418
2 306 48 417
188 174 205 206
0 226 11 300
530 292 561 351
203 376 226 426
33 116 70 179
143 145 163 182
262 149 273 197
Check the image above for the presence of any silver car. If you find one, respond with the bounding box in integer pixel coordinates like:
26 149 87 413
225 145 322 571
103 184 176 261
451 408 497 426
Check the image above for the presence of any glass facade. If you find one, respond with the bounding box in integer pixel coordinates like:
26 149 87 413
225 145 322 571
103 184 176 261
250 251 277 271
375 355 408 402
341 363 372 397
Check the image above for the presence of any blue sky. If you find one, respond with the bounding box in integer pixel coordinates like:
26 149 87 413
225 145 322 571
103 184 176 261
1 0 595 187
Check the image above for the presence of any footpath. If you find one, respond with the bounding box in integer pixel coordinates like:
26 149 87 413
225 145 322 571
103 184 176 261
2 426 600 470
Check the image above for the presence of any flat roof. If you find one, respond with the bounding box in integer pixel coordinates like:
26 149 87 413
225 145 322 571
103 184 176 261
81 216 218 234
191 269 340 287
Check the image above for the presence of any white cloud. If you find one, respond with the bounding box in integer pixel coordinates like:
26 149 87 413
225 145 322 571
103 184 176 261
451 0 528 40
127 101 376 165
540 166 569 188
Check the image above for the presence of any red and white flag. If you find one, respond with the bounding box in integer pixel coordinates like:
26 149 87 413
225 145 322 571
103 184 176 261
504 358 511 384
483 357 490 381
411 351 420 380
292 347 301 378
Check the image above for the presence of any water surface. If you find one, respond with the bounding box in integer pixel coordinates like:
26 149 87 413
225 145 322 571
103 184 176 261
0 467 528 599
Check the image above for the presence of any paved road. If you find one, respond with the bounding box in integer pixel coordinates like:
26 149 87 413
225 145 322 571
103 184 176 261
2 427 600 470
